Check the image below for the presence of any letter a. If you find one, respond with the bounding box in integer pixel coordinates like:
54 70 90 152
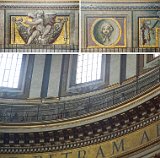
96 146 106 158
141 131 149 144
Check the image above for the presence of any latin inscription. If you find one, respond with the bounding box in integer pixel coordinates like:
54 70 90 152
3 123 160 158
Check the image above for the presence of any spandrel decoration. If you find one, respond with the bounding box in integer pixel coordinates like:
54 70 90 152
10 11 70 45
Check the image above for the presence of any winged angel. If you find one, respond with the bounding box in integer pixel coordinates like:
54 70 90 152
12 11 68 45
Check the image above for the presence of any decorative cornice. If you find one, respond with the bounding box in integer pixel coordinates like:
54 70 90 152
81 3 160 11
0 4 79 9
0 95 159 153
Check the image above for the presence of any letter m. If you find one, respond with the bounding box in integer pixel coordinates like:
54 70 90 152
112 139 124 154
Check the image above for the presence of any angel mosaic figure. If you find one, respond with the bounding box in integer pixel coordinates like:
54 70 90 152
14 10 67 45
25 11 45 44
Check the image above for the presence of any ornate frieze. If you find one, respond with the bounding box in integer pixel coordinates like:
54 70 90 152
0 3 79 9
81 3 160 10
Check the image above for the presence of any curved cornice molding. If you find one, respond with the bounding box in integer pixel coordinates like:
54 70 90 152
0 90 159 155
0 118 159 154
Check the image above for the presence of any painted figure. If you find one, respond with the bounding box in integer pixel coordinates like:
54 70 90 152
140 20 152 45
140 11 160 47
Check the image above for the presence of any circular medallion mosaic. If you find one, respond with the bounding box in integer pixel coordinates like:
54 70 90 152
91 18 121 46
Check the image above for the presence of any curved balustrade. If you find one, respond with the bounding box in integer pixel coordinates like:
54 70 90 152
0 66 160 123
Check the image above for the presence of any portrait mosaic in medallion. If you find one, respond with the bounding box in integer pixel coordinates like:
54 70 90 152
86 17 126 48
